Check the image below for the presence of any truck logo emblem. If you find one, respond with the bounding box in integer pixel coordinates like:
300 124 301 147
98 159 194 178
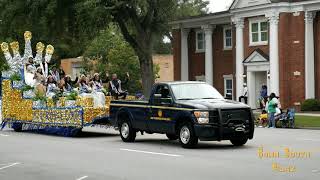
235 127 245 132
158 110 163 117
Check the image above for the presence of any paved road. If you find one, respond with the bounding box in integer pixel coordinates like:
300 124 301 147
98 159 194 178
0 127 319 180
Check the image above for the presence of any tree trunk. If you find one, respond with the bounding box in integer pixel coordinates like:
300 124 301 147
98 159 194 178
136 48 155 97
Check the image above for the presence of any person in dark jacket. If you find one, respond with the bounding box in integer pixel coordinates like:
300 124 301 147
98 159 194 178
106 72 129 100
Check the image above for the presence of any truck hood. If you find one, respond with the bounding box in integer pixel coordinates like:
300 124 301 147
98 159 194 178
176 99 250 110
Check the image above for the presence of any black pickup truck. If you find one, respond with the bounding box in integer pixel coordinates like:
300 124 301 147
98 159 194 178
109 81 254 148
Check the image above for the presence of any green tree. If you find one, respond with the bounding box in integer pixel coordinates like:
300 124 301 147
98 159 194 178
83 26 142 93
81 0 209 95
0 0 101 62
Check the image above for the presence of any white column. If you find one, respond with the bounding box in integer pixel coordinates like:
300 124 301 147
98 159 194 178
268 13 280 96
233 17 245 100
247 71 256 108
181 28 190 81
305 11 316 99
202 25 214 85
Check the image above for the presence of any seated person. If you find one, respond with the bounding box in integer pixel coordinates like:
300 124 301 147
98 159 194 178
61 75 78 95
34 67 45 86
24 57 37 87
257 110 268 128
92 73 105 93
91 73 105 107
46 75 60 98
34 79 47 97
78 75 92 98
106 72 129 100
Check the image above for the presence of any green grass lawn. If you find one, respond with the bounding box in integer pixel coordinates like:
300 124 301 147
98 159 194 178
295 116 320 128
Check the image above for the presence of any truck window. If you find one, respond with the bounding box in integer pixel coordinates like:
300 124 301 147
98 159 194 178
152 85 172 105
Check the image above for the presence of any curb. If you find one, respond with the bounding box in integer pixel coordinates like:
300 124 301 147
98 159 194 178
295 127 320 130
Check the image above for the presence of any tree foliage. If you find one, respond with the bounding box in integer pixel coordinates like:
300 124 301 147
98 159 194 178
0 0 101 61
83 26 142 93
0 0 209 94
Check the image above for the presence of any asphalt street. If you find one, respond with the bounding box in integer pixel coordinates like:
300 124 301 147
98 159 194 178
0 127 319 180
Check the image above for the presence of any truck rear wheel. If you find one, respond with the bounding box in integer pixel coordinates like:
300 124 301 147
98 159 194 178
230 137 248 146
119 120 136 142
178 123 198 148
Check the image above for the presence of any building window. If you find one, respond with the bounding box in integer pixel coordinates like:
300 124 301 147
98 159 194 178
224 76 233 100
249 19 268 46
196 30 205 52
223 27 232 50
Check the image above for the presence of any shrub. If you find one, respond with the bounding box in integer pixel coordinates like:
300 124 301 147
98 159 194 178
301 99 320 111
9 73 21 81
32 92 47 102
21 85 34 92
66 91 78 101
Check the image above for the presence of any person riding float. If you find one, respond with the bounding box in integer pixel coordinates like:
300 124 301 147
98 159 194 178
91 73 105 107
106 72 129 100
46 75 59 98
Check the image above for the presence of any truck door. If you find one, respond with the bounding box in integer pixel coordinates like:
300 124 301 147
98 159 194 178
149 85 175 134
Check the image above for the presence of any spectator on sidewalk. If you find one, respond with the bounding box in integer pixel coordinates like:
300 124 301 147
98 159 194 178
267 93 278 128
239 83 248 104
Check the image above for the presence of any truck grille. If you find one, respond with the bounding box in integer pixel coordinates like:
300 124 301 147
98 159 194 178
220 109 251 124
209 111 219 124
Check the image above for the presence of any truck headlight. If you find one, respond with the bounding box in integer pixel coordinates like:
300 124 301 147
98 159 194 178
194 111 209 124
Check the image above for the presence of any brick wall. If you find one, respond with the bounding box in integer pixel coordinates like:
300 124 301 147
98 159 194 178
188 30 205 80
186 26 235 95
153 55 174 82
212 26 235 94
279 12 305 109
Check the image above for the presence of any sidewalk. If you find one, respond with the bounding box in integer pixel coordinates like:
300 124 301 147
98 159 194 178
295 112 320 117
253 109 320 117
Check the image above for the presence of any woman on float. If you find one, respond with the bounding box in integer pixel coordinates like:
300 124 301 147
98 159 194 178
46 75 59 98
24 57 37 87
78 74 92 97
91 73 106 107
61 75 78 95
34 67 46 95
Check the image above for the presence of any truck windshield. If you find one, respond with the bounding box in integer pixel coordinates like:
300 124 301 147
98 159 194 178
171 83 224 100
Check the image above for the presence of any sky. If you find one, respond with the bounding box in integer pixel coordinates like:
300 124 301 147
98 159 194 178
208 0 234 13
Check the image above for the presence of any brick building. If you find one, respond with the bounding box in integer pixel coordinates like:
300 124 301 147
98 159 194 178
171 0 320 109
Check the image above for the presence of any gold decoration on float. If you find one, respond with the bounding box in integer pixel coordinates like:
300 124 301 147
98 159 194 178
1 42 9 52
36 42 45 53
24 31 32 40
9 41 19 54
46 45 54 55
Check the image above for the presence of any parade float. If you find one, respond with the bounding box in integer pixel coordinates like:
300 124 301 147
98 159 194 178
0 31 133 136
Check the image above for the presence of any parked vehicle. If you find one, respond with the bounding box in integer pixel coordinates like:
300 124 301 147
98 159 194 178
110 81 255 148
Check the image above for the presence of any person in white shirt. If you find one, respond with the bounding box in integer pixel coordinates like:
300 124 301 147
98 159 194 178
238 83 248 104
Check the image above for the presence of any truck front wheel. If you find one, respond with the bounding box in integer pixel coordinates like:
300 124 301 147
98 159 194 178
119 120 136 142
178 123 198 148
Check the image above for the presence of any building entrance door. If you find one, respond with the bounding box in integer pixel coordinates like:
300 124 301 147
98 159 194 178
247 71 268 109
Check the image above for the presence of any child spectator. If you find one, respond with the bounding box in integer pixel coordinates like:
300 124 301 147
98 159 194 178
257 110 268 128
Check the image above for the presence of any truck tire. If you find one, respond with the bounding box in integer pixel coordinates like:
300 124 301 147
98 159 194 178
178 123 198 148
166 134 178 140
119 120 136 142
230 137 248 146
